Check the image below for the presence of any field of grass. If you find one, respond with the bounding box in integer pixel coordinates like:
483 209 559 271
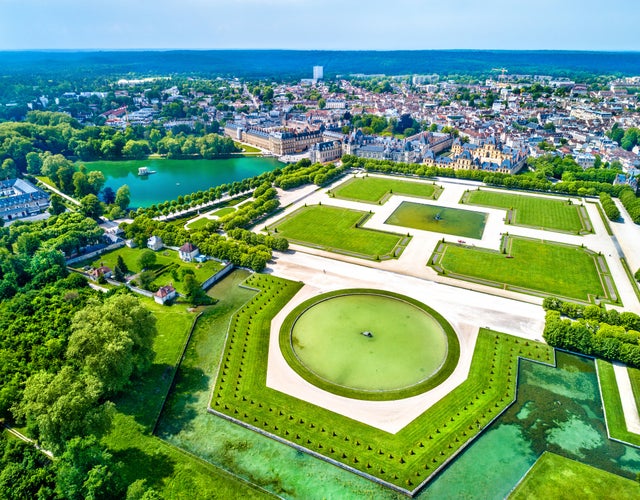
332 176 440 204
598 360 640 447
464 190 589 233
102 289 271 499
269 205 407 259
509 452 640 499
89 246 223 294
209 273 554 494
433 236 610 303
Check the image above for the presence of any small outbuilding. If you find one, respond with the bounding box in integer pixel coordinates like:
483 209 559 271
154 284 177 305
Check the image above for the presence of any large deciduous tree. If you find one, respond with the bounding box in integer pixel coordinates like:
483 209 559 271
66 294 157 394
16 366 114 455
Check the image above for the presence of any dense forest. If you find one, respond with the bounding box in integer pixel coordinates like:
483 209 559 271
2 50 640 80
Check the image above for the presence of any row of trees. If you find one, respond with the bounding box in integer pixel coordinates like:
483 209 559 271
274 160 346 190
620 187 640 224
599 192 620 220
542 297 640 367
120 216 275 272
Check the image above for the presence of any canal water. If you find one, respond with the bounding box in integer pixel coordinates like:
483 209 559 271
418 351 640 499
83 157 282 207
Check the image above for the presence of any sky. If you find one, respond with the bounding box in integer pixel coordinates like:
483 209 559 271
0 0 639 51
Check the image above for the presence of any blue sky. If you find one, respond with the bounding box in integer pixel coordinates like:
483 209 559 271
0 0 638 51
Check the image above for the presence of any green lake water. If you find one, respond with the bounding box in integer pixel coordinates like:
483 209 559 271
385 201 488 239
84 157 282 207
291 294 448 392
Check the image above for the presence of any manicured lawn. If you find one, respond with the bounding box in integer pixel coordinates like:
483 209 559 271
509 452 640 499
332 176 440 204
210 273 554 493
89 246 223 294
434 237 608 302
270 205 406 259
211 207 236 217
185 217 217 231
464 190 589 233
598 360 640 447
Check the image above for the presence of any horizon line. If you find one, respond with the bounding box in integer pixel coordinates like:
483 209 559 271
1 48 640 53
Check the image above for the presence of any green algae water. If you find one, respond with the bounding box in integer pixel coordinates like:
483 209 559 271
84 157 281 207
291 294 448 392
419 352 640 499
385 201 488 239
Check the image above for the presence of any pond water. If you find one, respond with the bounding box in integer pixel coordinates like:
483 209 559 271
385 201 488 239
418 352 640 499
290 293 448 392
83 157 282 207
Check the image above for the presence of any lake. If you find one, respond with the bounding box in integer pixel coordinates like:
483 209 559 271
83 157 282 207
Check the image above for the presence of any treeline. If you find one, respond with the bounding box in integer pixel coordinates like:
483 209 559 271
218 183 280 230
0 280 160 498
0 212 103 300
226 228 289 252
274 160 346 189
120 216 275 272
542 297 640 367
0 110 239 180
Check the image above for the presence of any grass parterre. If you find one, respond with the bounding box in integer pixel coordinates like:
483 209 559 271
431 236 615 303
463 189 591 234
267 204 409 260
331 176 441 204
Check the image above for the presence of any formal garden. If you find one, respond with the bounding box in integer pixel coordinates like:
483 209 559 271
430 236 617 304
331 176 442 204
462 189 592 234
208 273 555 495
267 204 410 260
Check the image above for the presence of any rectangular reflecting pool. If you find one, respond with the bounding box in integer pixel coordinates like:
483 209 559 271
385 201 488 239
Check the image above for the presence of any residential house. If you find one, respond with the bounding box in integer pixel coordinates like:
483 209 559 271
154 284 177 305
179 242 200 262
147 235 164 251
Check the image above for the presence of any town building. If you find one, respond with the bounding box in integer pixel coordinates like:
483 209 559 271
423 138 528 175
0 178 49 222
